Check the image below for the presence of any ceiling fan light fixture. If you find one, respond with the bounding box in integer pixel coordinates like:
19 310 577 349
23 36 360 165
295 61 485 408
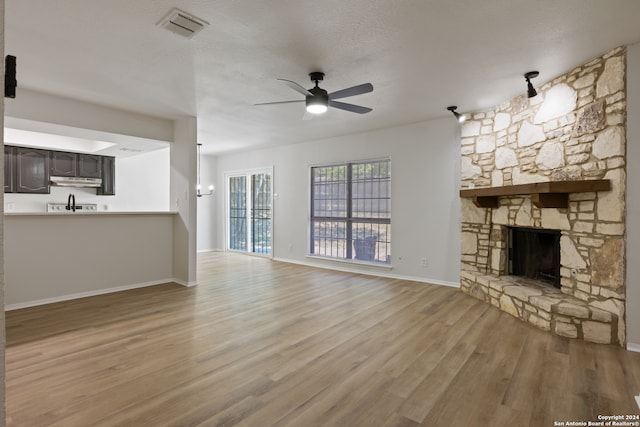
306 89 329 114
306 103 328 114
256 71 373 116
446 106 466 123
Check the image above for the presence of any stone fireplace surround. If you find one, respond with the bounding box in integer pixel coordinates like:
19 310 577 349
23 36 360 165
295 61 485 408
459 47 626 346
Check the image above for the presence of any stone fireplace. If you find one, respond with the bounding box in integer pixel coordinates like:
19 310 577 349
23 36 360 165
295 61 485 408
459 47 626 346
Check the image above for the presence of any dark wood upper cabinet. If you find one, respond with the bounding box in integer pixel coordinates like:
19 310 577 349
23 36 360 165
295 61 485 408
51 151 103 178
6 145 115 194
78 154 102 178
50 151 78 176
5 145 16 193
97 156 115 196
15 147 50 194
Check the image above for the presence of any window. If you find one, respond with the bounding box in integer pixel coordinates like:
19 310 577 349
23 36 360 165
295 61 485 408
310 159 391 264
227 171 272 255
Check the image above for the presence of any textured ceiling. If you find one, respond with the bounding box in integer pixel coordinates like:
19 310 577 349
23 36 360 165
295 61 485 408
5 0 640 155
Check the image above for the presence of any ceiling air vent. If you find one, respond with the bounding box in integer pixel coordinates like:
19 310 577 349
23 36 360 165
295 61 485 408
158 8 209 39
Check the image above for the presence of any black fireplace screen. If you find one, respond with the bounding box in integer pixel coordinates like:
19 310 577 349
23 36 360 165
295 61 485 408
508 227 561 287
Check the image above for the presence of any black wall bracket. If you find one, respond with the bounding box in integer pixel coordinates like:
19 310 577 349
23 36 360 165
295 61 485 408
5 55 17 98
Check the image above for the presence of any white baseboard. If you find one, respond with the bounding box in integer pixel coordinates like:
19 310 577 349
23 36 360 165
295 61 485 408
173 278 198 287
197 248 225 253
272 256 460 288
627 342 640 353
5 279 178 311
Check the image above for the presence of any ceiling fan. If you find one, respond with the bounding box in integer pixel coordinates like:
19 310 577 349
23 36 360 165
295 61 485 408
255 72 373 118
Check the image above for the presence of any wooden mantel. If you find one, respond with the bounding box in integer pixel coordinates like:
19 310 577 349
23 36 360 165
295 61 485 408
459 179 611 208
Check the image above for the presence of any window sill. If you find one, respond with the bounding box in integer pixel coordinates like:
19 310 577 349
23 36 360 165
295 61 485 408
306 254 393 269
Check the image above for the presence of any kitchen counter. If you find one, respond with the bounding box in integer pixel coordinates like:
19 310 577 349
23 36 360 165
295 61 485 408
4 211 178 216
4 212 178 308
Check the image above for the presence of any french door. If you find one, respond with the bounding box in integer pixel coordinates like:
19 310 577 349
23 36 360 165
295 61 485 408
227 170 272 255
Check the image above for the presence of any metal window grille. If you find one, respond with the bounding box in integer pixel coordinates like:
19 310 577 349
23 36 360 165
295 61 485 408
251 173 272 254
310 159 391 264
229 176 247 251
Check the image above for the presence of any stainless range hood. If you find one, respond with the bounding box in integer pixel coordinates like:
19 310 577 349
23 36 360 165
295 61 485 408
50 176 102 188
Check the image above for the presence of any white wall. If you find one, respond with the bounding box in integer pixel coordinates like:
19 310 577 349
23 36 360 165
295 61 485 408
170 117 198 286
5 88 173 144
4 213 175 307
626 42 640 349
196 153 217 251
4 148 171 213
110 148 170 211
206 118 461 286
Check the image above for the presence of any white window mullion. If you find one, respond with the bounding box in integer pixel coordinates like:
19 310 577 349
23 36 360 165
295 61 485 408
246 173 253 252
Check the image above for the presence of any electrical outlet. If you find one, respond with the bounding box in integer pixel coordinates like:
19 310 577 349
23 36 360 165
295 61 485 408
421 258 428 267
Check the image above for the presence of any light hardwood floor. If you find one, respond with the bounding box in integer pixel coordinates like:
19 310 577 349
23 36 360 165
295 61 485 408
6 252 640 426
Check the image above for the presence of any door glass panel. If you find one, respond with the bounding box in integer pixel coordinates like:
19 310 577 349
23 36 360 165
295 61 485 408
229 176 247 251
252 173 272 254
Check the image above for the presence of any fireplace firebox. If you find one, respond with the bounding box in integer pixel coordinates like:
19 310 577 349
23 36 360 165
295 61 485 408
508 227 561 287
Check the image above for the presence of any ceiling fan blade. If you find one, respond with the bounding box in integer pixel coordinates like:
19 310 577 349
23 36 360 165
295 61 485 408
329 100 372 114
254 100 304 106
277 79 313 97
328 83 373 100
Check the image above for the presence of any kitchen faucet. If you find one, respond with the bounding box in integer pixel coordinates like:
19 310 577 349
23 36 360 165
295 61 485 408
66 193 76 212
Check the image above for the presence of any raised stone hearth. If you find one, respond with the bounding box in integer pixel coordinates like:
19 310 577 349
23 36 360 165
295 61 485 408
461 272 618 344
459 47 626 346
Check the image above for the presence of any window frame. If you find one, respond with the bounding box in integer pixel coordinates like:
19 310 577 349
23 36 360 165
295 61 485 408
308 158 391 265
